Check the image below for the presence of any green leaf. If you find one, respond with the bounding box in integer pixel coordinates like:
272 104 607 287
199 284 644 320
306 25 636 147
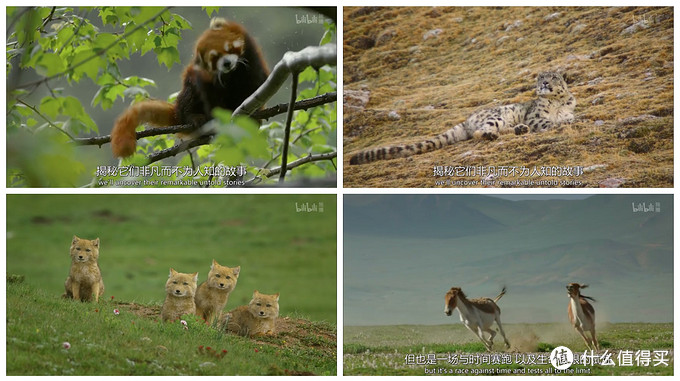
320 22 336 46
71 50 103 81
15 8 46 46
99 7 119 25
171 14 193 30
295 110 310 125
35 53 67 77
203 7 220 18
131 7 167 26
154 46 180 69
125 22 148 52
104 84 127 103
39 97 61 119
299 66 318 83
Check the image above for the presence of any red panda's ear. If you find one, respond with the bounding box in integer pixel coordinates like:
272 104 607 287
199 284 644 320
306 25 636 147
210 17 228 30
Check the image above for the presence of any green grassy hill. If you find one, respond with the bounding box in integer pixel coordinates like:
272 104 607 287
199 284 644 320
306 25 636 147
5 194 337 375
7 279 336 375
6 194 336 321
343 7 673 187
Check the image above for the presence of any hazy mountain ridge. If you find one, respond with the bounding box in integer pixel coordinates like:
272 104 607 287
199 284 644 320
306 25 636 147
344 195 673 324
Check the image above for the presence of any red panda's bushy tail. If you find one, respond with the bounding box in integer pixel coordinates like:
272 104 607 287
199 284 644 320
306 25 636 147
111 100 178 158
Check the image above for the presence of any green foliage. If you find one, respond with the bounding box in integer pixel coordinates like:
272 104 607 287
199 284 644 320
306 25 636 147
7 7 337 187
6 7 192 187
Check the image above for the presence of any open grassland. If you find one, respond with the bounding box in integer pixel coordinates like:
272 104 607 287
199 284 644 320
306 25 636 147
6 279 336 375
343 7 673 188
344 323 673 375
6 194 336 322
5 194 336 375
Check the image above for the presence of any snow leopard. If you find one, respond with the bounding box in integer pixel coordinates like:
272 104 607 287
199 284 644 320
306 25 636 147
348 71 576 165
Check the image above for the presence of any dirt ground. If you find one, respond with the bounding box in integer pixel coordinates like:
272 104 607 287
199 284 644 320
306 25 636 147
116 301 336 360
343 7 673 188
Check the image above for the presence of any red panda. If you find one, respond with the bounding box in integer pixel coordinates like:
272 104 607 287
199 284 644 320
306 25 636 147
110 18 269 158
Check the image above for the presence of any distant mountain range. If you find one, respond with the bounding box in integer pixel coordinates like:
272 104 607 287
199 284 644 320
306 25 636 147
344 195 673 324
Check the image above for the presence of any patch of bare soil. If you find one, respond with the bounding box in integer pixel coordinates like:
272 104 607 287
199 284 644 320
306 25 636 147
343 6 673 188
116 302 336 360
116 301 161 320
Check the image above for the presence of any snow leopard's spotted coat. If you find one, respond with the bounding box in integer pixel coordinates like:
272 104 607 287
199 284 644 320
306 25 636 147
349 72 576 165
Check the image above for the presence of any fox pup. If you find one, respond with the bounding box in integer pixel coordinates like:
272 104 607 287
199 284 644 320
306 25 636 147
195 259 240 324
222 290 279 336
110 17 269 157
63 235 105 302
161 268 198 322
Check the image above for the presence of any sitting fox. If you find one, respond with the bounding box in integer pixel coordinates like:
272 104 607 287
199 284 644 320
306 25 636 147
63 236 105 302
194 259 240 324
222 290 279 336
161 268 198 322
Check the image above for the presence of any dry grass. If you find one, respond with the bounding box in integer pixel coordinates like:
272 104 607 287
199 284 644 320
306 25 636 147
343 7 673 187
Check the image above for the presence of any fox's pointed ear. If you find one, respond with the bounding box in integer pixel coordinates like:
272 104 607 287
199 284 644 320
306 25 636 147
72 235 79 244
275 293 280 302
192 272 198 283
580 284 589 289
233 266 241 275
253 290 260 297
211 259 217 270
93 238 100 247
169 268 177 277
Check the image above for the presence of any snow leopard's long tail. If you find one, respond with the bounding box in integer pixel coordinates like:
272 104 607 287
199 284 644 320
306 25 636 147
349 123 469 165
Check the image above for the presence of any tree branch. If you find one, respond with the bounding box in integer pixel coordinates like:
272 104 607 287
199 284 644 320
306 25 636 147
233 43 337 117
252 91 336 120
146 134 214 165
73 93 336 147
74 124 195 147
279 72 299 183
245 151 337 186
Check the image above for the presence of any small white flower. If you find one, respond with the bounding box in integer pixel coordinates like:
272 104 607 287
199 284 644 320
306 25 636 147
113 309 120 315
62 342 71 349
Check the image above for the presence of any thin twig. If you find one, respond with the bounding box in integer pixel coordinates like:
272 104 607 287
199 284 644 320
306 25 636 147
252 92 336 120
146 135 214 165
16 99 76 141
245 151 337 186
279 72 299 183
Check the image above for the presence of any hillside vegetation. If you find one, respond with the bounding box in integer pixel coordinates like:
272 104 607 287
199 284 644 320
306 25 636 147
5 194 337 375
6 194 336 322
6 279 336 375
344 323 673 376
343 7 673 187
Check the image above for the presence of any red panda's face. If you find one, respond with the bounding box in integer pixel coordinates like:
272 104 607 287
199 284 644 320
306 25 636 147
194 19 247 75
